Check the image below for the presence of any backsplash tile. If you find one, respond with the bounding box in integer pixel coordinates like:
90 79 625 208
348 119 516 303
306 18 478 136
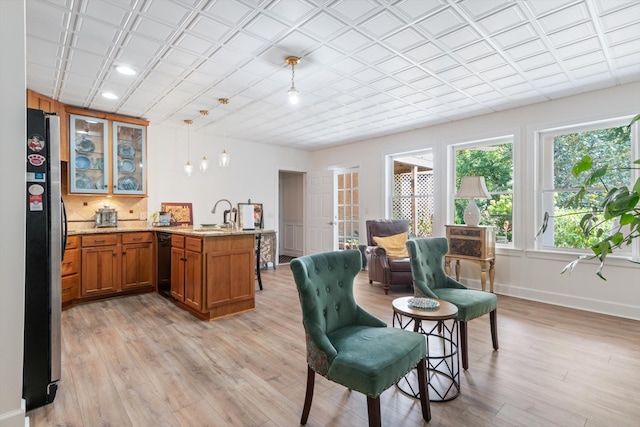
64 195 148 230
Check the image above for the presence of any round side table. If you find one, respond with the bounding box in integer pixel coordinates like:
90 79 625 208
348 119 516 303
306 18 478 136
392 296 460 402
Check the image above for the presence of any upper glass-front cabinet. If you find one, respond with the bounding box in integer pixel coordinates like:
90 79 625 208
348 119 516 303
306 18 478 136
69 114 109 194
113 122 146 195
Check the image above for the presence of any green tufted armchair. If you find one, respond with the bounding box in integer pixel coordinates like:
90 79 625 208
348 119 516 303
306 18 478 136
406 237 499 370
290 250 430 427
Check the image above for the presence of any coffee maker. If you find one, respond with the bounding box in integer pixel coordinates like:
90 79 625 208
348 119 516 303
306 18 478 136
95 206 117 228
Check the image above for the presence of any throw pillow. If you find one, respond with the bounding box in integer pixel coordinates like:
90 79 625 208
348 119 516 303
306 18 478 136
373 232 409 258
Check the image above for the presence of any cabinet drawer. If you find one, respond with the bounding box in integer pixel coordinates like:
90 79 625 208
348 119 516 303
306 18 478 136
61 275 79 303
171 235 185 248
448 226 482 238
61 249 79 276
82 234 119 247
185 237 202 252
122 232 153 244
65 235 79 250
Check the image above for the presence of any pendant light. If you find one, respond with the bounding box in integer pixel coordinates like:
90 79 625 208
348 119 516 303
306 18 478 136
198 110 209 172
219 149 230 167
285 56 300 105
183 119 193 176
217 98 230 168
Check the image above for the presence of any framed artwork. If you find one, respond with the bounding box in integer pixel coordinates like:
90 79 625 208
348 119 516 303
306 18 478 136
161 202 193 225
237 203 263 230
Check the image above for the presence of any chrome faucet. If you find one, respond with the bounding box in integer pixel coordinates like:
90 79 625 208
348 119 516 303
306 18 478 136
211 199 236 227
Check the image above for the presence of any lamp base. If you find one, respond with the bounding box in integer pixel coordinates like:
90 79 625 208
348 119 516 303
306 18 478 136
464 198 481 227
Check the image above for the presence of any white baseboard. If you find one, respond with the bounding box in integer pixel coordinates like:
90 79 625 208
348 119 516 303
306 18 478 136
463 278 640 320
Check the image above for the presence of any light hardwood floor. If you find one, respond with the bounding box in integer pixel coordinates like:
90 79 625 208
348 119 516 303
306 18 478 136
28 268 640 426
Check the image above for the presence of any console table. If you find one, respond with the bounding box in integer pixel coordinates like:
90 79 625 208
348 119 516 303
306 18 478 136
444 225 496 293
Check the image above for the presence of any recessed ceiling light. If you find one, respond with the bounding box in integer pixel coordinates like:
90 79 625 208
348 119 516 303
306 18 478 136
102 92 118 100
116 66 136 75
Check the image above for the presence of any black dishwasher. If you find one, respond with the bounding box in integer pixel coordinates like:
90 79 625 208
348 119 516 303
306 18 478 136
157 232 172 296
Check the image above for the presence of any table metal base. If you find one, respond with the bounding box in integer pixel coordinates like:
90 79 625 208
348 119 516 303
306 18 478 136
394 312 461 402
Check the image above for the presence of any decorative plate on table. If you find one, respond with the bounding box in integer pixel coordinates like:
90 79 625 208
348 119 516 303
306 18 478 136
408 297 440 310
117 175 139 191
95 175 104 190
75 173 93 190
75 138 95 153
118 159 136 173
75 155 91 171
117 142 136 159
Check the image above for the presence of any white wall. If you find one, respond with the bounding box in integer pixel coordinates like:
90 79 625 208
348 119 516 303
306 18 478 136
0 1 27 426
310 82 640 320
146 124 311 230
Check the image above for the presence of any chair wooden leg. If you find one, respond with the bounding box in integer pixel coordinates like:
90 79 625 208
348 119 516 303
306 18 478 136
490 309 499 350
383 284 389 295
416 356 431 422
256 256 263 290
300 366 315 425
460 321 469 370
366 396 381 427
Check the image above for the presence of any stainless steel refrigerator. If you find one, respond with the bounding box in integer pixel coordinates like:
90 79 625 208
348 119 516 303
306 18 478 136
23 108 65 410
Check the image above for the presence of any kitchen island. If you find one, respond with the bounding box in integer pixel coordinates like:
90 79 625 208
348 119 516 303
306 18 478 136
67 227 275 320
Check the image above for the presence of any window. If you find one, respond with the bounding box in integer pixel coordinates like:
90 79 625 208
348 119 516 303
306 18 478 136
538 118 633 251
453 137 514 244
337 168 359 250
391 150 434 237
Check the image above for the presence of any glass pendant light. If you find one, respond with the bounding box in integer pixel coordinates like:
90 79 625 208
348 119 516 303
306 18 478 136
184 119 193 176
219 149 230 168
285 56 300 105
199 110 209 172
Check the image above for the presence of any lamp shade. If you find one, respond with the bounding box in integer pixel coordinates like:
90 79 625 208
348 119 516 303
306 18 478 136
456 176 491 199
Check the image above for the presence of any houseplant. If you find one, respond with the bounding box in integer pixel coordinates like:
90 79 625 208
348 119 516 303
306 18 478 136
537 114 640 279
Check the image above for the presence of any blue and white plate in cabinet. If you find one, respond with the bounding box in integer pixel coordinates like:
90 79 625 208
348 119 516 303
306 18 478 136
75 155 91 171
75 138 95 154
118 159 135 173
117 175 139 191
75 173 93 190
117 142 136 159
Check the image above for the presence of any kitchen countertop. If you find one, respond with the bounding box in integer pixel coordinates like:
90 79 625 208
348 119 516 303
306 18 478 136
68 226 275 237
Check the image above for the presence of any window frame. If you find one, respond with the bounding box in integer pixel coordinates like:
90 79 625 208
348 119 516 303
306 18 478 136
449 135 516 248
534 115 638 258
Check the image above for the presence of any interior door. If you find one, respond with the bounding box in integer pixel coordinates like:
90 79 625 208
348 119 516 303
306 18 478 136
306 171 336 254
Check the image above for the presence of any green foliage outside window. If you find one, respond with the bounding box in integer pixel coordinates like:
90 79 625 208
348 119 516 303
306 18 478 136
455 143 513 241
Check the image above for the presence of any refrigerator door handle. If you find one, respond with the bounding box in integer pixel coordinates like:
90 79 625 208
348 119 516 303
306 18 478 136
61 197 67 260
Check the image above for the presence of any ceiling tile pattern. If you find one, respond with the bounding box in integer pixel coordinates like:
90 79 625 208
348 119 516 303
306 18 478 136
25 0 640 149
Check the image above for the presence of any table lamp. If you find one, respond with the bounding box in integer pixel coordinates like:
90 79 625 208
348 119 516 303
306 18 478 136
456 176 491 227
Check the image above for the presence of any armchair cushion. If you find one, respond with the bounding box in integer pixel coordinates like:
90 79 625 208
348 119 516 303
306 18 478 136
327 325 427 397
373 232 409 258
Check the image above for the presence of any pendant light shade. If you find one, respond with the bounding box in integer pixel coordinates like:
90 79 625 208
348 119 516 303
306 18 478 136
219 150 230 168
285 56 300 105
199 110 209 172
199 156 209 172
183 119 193 176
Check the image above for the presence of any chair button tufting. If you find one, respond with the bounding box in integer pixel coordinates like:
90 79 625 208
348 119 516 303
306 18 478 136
335 304 339 310
328 265 333 271
326 287 330 293
316 289 320 296
315 268 319 274
338 281 343 287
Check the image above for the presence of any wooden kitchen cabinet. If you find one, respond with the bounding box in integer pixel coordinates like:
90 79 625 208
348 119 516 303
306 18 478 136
170 235 203 311
80 232 154 299
121 232 154 290
26 90 69 161
81 234 120 296
169 233 255 320
66 106 148 196
61 235 79 309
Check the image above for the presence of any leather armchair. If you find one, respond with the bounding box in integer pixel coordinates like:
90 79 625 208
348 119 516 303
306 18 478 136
365 219 413 294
